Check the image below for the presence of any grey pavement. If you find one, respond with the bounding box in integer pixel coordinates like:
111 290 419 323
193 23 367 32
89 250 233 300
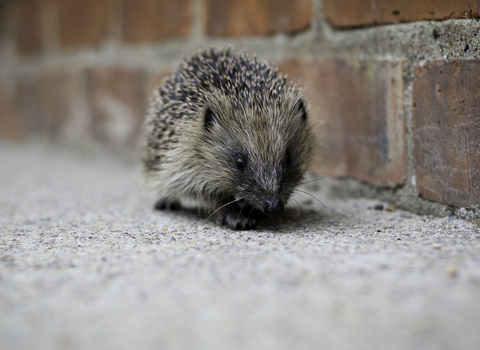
1 141 480 350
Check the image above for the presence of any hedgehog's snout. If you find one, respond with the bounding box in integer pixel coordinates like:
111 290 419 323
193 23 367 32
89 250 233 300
263 196 284 217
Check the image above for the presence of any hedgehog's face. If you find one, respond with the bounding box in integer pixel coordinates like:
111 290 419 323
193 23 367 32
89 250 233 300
202 97 313 217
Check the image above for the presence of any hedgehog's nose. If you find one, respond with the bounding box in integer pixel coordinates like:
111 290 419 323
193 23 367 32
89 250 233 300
263 197 284 217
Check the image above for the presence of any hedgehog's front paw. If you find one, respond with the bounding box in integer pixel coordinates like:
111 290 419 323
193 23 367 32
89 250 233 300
217 212 255 230
215 204 255 230
154 199 181 211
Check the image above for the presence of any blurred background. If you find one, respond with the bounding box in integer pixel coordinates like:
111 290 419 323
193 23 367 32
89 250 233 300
0 0 479 216
0 0 314 149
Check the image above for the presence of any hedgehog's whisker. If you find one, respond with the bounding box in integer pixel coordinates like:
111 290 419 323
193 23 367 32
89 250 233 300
237 201 247 221
295 189 340 218
300 175 330 185
213 193 234 207
196 192 233 218
205 196 245 224
246 205 255 221
291 197 304 225
295 191 338 220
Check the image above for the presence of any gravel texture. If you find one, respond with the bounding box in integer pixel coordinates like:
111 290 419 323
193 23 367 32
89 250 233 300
1 141 480 350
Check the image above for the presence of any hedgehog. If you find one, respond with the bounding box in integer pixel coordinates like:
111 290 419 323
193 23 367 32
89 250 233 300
142 48 314 230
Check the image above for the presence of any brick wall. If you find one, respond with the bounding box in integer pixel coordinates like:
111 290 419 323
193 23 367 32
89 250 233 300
1 0 479 219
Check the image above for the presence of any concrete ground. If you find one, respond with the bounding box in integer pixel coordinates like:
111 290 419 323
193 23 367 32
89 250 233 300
1 141 480 350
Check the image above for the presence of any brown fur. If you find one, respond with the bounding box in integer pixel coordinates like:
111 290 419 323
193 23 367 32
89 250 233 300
142 48 314 229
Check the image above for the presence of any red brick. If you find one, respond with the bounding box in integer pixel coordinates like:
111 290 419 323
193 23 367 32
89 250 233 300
204 0 313 37
12 0 43 55
0 80 23 140
0 3 15 61
58 72 93 142
40 0 60 51
324 0 480 28
279 57 405 187
85 68 146 147
40 73 70 136
59 0 111 47
15 77 44 135
13 74 70 138
121 0 192 42
413 59 480 207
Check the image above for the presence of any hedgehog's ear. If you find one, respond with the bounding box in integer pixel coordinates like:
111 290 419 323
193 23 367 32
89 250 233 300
204 107 218 132
294 98 307 123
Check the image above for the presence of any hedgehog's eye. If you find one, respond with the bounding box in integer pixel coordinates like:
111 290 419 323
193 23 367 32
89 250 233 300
236 154 248 171
285 152 292 167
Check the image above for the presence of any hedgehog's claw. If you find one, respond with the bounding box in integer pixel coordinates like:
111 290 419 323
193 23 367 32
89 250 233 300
218 213 255 230
215 203 256 230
